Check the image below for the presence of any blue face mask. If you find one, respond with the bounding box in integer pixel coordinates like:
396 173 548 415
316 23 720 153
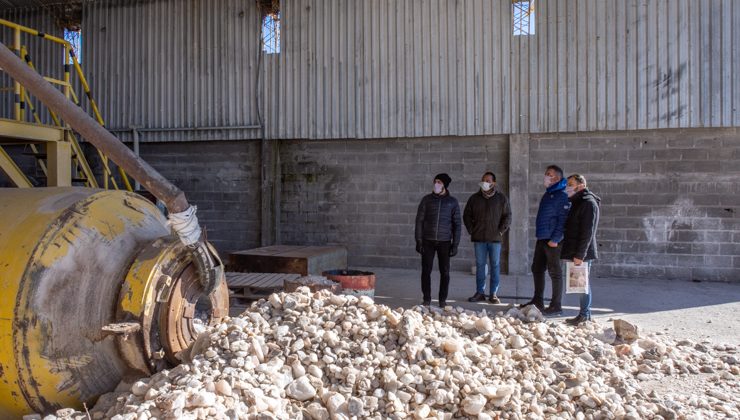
433 184 443 194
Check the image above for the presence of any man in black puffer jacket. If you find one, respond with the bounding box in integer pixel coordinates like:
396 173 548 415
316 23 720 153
415 173 461 308
560 174 601 326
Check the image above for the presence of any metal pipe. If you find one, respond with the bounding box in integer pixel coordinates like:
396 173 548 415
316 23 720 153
0 42 189 213
108 125 261 133
133 128 140 191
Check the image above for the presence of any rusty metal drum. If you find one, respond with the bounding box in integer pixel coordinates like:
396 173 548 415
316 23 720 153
322 269 376 299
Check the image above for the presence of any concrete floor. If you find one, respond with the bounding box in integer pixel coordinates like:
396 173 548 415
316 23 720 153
364 266 740 346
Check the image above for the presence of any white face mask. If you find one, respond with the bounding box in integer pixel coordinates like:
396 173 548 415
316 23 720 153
566 186 577 197
433 184 444 194
544 175 555 188
479 182 493 191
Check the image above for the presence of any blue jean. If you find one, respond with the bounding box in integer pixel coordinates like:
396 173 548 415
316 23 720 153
474 242 501 295
578 261 592 317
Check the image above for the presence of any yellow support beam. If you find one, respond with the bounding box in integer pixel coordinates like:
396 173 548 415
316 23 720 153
46 140 71 187
0 146 32 187
0 119 65 143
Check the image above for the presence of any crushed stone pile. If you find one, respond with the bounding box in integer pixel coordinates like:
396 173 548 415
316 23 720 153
41 288 738 420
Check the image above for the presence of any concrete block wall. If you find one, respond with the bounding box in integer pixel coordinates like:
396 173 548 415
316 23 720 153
279 136 510 272
1 141 262 255
529 128 740 282
135 141 262 254
3 128 737 283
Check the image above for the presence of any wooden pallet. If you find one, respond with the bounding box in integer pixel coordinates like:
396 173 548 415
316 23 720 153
225 272 301 301
229 245 347 276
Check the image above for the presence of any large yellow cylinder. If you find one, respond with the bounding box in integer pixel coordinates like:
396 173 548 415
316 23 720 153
0 188 228 417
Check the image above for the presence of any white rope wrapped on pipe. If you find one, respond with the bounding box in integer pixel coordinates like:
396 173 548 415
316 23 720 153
167 205 202 247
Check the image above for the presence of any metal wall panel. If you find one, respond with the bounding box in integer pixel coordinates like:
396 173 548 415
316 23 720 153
5 0 736 140
264 0 740 139
83 0 262 142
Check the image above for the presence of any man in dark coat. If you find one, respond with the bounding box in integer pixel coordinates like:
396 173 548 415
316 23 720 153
415 173 461 308
561 174 601 326
463 171 512 304
521 165 570 315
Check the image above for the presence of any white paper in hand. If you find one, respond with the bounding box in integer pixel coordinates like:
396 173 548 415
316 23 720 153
565 261 590 294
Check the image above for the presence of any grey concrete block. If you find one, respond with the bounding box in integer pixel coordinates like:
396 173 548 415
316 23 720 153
692 243 720 255
674 255 706 268
704 255 734 268
666 242 692 255
720 243 740 256
628 149 656 160
691 267 740 282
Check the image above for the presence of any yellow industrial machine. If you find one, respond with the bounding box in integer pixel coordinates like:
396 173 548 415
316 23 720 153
0 24 228 417
0 188 229 417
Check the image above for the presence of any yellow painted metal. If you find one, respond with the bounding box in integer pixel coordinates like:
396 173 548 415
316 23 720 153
13 27 21 121
0 188 168 417
21 54 98 188
18 48 49 177
0 118 66 143
116 238 177 374
0 18 132 191
69 52 133 192
63 45 70 101
0 145 32 187
41 76 72 87
46 140 71 186
0 18 68 45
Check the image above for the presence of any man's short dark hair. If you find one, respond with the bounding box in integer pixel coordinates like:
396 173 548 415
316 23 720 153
483 171 496 182
546 165 564 179
568 174 587 187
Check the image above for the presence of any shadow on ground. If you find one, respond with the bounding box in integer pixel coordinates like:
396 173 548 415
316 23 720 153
363 266 740 345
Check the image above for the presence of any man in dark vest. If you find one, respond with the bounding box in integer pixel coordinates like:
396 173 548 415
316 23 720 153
415 173 461 308
463 171 512 304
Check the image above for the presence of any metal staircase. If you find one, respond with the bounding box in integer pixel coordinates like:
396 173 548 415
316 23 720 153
0 18 132 190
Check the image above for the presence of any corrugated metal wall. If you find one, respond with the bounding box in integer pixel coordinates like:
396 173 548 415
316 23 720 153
0 8 64 125
6 0 737 140
82 0 263 142
266 0 740 139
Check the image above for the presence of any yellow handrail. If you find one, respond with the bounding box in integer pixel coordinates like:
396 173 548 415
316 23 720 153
0 18 132 191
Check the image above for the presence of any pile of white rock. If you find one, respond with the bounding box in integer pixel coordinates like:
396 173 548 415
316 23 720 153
45 288 738 419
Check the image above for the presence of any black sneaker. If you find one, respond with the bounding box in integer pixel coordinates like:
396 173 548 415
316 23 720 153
468 292 487 302
542 306 563 316
519 299 545 311
439 301 447 308
488 294 501 304
565 314 591 326
422 299 431 306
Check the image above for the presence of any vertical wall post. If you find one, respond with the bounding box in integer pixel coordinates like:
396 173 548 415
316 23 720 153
260 138 280 246
508 134 530 275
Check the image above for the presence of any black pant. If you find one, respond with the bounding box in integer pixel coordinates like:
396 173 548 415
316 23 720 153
531 239 563 308
421 240 451 302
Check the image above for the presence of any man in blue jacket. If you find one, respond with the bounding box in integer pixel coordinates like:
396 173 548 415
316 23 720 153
415 173 462 308
521 165 570 315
